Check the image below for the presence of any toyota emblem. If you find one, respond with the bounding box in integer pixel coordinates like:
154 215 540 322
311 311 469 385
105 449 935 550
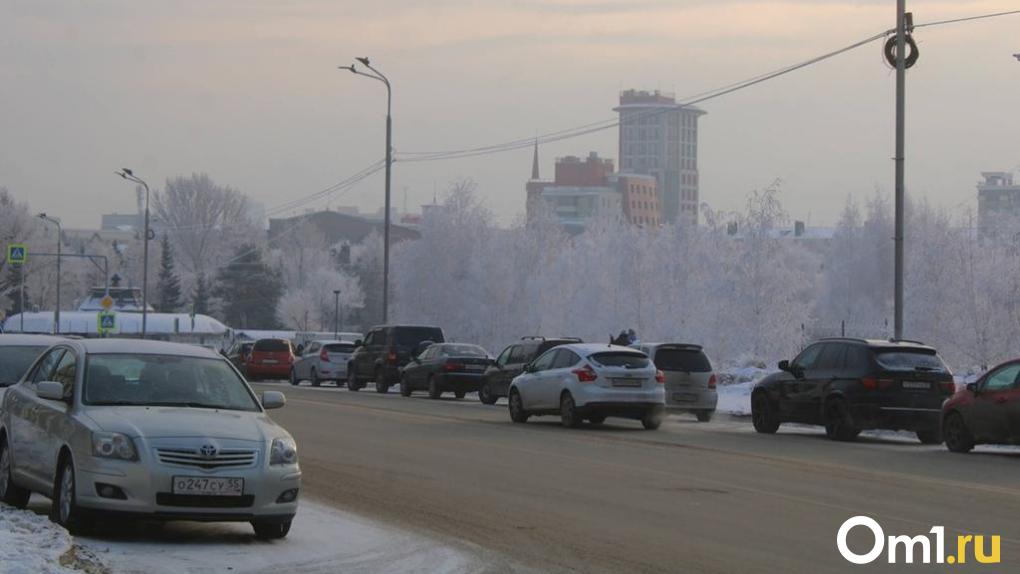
200 444 217 458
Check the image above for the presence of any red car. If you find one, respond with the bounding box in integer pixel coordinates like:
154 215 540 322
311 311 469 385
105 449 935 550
245 338 295 381
942 360 1020 453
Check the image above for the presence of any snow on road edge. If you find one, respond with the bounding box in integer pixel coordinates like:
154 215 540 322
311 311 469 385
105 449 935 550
0 503 107 574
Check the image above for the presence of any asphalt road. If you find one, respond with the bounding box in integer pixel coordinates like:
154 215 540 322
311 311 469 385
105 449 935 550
254 382 1020 573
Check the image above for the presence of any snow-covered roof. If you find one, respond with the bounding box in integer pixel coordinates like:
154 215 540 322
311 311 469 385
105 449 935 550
1 312 230 336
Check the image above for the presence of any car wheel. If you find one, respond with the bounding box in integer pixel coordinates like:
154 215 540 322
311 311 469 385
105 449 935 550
400 375 413 397
52 457 87 534
348 367 361 391
943 412 975 453
751 391 781 434
0 437 31 508
824 398 860 442
374 368 389 394
310 369 321 387
695 410 714 423
252 519 292 540
478 383 497 405
641 408 663 430
916 429 942 445
289 368 299 386
428 376 442 400
587 415 606 426
454 390 466 400
560 393 582 428
508 389 529 423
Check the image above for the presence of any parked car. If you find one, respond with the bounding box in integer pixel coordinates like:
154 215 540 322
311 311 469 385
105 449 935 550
0 339 299 539
245 338 295 382
508 343 665 430
635 343 717 421
479 337 582 405
347 325 445 393
0 334 66 389
400 343 492 399
942 360 1020 453
291 340 356 387
224 341 254 375
751 338 954 443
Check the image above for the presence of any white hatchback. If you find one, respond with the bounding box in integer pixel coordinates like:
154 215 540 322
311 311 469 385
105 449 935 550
0 339 300 539
508 343 666 429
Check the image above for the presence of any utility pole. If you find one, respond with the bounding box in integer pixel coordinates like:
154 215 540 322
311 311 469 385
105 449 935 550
893 0 908 341
333 289 341 339
116 169 152 338
37 214 62 334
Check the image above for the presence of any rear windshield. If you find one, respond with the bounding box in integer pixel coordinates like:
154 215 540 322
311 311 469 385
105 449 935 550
589 352 650 369
654 348 712 372
873 349 948 373
0 345 50 384
253 339 290 352
438 344 488 357
324 343 356 353
394 328 444 347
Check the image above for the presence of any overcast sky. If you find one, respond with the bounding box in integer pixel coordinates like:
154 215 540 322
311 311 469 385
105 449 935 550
2 0 1018 229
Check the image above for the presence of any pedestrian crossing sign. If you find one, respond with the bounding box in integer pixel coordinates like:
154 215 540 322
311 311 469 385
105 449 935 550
7 244 27 266
97 311 116 334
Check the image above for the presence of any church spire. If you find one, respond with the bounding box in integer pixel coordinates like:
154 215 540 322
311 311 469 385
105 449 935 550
530 138 540 180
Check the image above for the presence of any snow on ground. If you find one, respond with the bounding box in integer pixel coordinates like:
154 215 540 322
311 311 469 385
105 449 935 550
0 502 103 574
73 499 481 574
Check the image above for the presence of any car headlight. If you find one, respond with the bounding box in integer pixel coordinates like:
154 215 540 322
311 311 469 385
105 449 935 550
92 432 138 461
270 437 298 465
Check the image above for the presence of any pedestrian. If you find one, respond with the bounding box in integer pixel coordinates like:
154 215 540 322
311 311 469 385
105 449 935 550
627 329 639 345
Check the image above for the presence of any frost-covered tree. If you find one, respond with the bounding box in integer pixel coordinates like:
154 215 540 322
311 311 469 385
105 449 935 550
214 245 284 329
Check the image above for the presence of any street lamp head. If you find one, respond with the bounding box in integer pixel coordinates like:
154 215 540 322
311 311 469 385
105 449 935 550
1014 53 1020 61
338 65 356 73
333 289 341 295
122 167 134 176
355 57 370 66
37 212 47 219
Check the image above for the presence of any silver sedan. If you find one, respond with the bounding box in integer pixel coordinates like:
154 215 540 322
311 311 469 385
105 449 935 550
0 339 300 539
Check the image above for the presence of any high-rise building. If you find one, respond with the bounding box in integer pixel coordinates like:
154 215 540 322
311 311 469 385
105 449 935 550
614 89 705 225
977 171 1020 241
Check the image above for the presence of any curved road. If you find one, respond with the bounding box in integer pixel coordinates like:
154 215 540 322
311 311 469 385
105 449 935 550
255 382 1020 573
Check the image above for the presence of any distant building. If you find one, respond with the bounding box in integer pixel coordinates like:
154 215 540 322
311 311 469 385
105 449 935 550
612 173 661 227
614 89 706 226
977 171 1020 241
101 212 142 231
268 210 420 248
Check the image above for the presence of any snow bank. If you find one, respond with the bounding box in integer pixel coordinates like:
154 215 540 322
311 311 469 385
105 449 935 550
0 503 102 574
715 362 773 416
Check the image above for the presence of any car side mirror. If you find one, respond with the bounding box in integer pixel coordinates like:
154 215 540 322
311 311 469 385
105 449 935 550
354 340 363 348
261 391 286 410
778 360 790 372
524 363 535 373
37 381 66 402
966 382 979 395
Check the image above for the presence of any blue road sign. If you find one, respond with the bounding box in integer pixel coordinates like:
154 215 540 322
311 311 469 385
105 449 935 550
7 244 27 266
97 312 116 333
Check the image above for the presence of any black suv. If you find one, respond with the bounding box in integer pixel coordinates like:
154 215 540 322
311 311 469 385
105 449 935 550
347 325 445 393
751 338 954 443
478 337 582 405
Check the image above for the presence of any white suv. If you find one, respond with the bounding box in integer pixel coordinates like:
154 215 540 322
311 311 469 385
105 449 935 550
508 343 666 429
0 339 300 539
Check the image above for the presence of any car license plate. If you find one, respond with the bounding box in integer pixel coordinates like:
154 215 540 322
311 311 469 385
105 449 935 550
172 476 244 496
902 381 930 390
263 359 278 364
672 392 697 402
612 379 642 388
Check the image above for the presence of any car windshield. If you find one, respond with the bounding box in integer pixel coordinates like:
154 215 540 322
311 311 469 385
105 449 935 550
873 349 949 373
254 339 290 352
589 352 650 369
655 348 712 372
439 344 488 357
394 328 444 347
323 343 355 353
83 354 260 411
0 345 50 385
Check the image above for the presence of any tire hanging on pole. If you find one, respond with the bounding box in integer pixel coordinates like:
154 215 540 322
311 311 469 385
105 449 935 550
884 34 919 69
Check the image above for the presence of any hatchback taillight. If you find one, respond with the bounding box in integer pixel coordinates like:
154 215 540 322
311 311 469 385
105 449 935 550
573 365 598 383
320 348 330 361
861 377 894 390
707 374 717 389
388 351 398 364
655 370 666 384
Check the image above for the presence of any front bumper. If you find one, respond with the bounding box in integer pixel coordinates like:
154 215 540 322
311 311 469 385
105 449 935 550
76 445 301 522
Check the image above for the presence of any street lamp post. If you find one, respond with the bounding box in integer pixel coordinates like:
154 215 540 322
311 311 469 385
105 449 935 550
115 168 152 338
339 57 392 325
37 213 62 334
333 289 341 339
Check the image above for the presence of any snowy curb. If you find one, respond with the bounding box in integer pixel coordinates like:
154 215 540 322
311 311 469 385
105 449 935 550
0 503 107 574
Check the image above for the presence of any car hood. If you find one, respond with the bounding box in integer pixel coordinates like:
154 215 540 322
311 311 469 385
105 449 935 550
84 406 280 441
